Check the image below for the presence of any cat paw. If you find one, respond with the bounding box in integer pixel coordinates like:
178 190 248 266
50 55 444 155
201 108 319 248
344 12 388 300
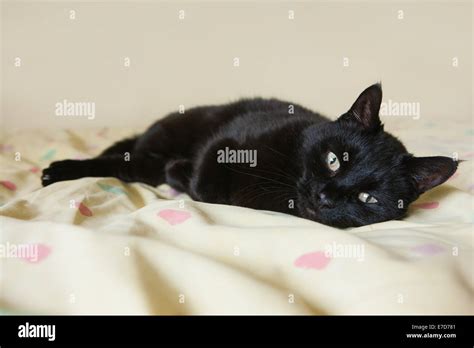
41 160 83 186
165 159 193 192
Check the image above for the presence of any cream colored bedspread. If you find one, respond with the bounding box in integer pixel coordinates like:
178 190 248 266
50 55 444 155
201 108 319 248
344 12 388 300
1 125 473 314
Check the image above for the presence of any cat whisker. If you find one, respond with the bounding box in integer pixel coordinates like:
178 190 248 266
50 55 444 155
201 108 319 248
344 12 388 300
223 164 296 190
230 162 299 183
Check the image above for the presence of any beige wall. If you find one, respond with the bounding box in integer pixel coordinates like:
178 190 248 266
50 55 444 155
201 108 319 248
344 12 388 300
1 0 472 131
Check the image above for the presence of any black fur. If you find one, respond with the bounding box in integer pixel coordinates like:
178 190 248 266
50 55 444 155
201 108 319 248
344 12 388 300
42 84 458 227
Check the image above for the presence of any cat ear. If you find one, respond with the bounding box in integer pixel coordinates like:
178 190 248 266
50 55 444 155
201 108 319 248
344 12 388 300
406 156 458 194
339 83 383 131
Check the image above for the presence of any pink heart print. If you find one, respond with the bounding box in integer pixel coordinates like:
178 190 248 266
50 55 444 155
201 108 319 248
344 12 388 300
412 243 445 255
0 180 16 191
76 202 93 217
157 209 191 225
294 251 331 270
20 244 51 263
413 202 439 209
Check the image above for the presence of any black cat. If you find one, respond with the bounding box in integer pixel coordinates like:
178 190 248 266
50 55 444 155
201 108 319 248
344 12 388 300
42 84 458 227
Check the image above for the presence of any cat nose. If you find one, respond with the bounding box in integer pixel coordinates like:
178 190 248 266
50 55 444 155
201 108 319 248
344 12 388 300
316 191 333 208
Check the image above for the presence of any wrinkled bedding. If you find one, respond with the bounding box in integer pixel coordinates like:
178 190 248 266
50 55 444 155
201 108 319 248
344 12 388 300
0 124 473 314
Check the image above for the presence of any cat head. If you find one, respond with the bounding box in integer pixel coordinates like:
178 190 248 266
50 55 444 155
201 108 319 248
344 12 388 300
296 83 457 228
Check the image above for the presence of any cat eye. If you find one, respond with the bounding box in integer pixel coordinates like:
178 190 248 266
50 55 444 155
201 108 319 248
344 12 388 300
358 192 378 204
326 152 340 172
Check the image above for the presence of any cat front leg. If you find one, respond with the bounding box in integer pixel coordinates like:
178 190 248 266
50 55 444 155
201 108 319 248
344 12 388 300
188 139 240 204
42 154 166 187
42 159 95 186
165 159 193 193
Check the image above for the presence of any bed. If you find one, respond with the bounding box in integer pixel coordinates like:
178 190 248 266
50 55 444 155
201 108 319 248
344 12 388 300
1 123 473 314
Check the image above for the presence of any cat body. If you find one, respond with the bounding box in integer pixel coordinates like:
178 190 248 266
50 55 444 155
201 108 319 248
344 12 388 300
42 84 457 227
